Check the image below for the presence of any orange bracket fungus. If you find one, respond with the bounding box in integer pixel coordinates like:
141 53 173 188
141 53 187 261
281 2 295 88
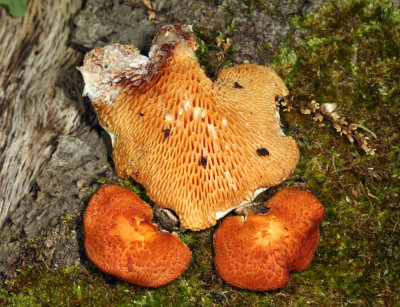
79 24 299 231
83 185 191 287
213 188 325 291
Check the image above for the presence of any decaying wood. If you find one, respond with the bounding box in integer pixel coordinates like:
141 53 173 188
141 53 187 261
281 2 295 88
0 0 84 229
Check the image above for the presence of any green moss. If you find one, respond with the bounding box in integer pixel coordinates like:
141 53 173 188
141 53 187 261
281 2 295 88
272 0 400 304
194 19 236 78
242 0 284 18
62 214 74 235
1 0 399 305
119 178 151 203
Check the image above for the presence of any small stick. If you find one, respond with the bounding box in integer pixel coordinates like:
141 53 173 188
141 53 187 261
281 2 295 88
351 123 377 139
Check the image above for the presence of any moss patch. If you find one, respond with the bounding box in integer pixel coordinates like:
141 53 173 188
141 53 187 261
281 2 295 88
194 19 236 78
272 0 400 304
1 0 399 305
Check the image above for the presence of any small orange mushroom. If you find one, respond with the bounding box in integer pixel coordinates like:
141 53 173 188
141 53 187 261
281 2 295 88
213 188 325 291
83 185 191 287
79 25 299 230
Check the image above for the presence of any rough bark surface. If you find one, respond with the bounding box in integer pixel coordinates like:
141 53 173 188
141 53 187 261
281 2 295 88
0 0 84 229
71 0 324 63
0 0 326 282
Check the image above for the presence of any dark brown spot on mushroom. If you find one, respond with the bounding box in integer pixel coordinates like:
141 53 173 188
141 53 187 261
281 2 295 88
234 82 243 89
257 148 269 156
163 129 171 139
200 156 207 167
275 95 285 103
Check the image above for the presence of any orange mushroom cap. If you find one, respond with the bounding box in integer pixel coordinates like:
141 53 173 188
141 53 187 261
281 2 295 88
83 185 191 287
79 25 299 230
213 188 325 291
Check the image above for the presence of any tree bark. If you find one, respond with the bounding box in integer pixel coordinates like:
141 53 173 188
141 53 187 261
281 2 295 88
0 0 84 229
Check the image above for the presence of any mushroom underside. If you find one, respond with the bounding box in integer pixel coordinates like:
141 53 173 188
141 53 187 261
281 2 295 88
78 24 300 231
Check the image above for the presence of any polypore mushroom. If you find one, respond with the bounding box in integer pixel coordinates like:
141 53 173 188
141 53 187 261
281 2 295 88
78 24 299 230
83 185 191 287
213 188 325 291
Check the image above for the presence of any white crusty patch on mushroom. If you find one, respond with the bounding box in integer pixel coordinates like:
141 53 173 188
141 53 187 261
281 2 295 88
79 44 150 105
